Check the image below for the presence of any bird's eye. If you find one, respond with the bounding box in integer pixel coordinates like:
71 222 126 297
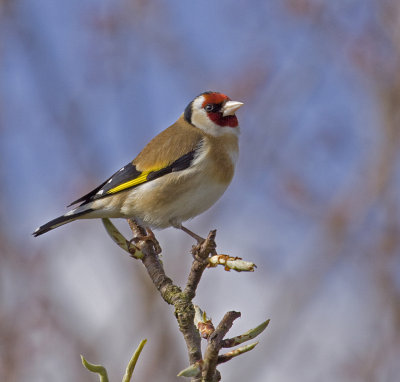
204 104 215 112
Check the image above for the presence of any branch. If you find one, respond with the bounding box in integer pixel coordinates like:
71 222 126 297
202 311 241 381
184 230 217 299
102 218 266 381
102 219 256 272
190 307 270 380
126 219 211 366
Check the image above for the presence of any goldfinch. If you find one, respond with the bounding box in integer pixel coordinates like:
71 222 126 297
33 91 243 239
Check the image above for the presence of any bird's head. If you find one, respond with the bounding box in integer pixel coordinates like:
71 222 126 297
184 91 243 136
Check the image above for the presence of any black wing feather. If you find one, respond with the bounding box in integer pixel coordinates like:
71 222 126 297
68 162 141 206
68 148 198 207
68 179 109 206
146 150 196 181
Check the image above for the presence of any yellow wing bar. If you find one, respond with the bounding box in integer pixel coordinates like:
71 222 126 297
106 167 164 195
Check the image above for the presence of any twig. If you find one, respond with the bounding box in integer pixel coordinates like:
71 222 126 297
184 230 217 299
126 219 209 367
202 311 241 381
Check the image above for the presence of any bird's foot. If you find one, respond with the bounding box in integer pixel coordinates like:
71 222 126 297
127 239 141 257
127 220 161 255
143 227 162 255
191 229 217 262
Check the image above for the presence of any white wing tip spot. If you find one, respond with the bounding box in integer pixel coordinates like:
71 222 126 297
119 167 125 172
97 189 104 195
107 178 113 184
65 208 77 216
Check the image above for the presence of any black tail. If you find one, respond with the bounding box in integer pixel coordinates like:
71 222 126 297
32 208 93 237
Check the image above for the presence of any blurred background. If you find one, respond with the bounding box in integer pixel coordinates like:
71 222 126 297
1 0 400 381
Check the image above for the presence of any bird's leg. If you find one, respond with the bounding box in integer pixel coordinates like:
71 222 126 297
179 224 205 244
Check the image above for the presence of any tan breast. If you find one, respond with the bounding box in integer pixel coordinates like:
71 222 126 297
203 133 239 184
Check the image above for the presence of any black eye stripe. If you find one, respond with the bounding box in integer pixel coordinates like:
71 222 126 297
204 103 222 112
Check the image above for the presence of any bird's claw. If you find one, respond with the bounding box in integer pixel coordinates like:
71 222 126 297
129 227 161 255
190 229 217 261
144 227 162 254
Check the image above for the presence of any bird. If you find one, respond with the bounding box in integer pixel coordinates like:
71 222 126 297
33 91 243 241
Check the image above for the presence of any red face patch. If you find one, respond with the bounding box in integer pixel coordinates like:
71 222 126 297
207 113 238 127
202 92 238 128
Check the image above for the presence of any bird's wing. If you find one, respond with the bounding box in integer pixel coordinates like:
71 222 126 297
69 120 204 206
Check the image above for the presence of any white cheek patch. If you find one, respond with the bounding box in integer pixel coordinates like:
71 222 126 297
191 96 240 137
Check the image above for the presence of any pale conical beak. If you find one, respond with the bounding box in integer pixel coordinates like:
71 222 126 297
222 101 244 117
